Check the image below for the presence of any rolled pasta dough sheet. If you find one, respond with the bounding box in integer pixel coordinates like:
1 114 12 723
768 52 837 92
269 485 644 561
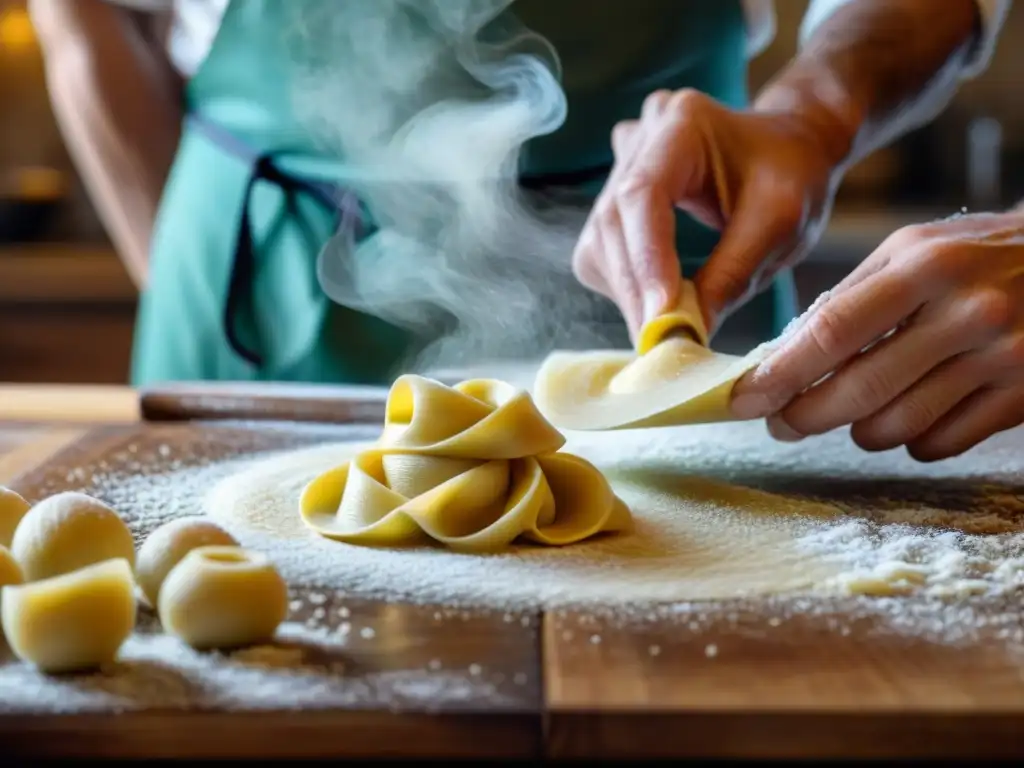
533 281 773 431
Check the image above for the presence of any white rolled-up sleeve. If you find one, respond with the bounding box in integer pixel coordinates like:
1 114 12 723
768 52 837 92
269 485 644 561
799 0 1010 79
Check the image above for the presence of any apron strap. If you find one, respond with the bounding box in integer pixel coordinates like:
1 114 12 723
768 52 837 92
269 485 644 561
187 114 364 369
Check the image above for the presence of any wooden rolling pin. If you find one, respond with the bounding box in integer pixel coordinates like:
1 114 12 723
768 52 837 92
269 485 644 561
0 381 390 425
138 381 390 424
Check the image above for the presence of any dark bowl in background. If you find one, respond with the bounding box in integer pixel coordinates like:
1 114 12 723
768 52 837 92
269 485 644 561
0 167 67 244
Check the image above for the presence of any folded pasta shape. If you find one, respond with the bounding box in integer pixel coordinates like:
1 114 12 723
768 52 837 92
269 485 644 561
533 281 771 431
299 375 632 552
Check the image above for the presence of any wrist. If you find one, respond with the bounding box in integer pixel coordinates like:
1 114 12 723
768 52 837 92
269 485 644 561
753 64 863 174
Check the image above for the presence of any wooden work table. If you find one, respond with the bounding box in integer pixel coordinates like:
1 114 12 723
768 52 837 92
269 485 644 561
3 384 1024 759
0 384 137 484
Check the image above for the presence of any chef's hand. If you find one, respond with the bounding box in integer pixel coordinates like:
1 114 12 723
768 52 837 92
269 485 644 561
731 210 1024 461
572 88 841 340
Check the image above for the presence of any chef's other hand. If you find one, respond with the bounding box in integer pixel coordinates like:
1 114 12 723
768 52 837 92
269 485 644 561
572 88 840 341
732 210 1024 462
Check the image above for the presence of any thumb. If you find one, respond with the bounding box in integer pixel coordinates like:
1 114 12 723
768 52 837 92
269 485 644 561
694 186 798 333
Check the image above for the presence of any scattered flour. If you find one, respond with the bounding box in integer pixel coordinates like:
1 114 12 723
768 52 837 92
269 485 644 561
192 421 1024 609
0 614 511 715
5 417 1024 714
18 419 1024 609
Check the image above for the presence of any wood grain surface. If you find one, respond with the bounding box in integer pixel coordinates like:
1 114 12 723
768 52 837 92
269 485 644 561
3 595 542 759
0 423 542 759
0 385 138 424
0 427 86 485
543 599 1024 759
3 420 1024 759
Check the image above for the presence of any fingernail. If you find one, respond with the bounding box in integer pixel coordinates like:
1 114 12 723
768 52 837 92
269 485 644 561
767 415 805 443
642 288 667 326
731 392 775 420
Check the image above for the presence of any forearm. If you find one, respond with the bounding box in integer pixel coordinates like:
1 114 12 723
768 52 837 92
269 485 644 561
30 0 183 288
753 0 981 171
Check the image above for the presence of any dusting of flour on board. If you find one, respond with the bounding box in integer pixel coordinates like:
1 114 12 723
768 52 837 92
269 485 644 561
0 608 517 714
204 439 840 607
202 420 1024 608
6 419 1024 714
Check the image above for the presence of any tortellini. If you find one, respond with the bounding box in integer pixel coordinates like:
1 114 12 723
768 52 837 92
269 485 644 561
299 375 632 553
2 558 136 674
136 517 238 607
11 492 136 581
158 546 288 650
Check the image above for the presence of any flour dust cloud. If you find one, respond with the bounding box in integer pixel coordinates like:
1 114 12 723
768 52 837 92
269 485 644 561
284 0 622 376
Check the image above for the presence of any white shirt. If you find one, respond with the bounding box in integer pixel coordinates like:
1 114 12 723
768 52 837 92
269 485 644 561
112 0 1009 80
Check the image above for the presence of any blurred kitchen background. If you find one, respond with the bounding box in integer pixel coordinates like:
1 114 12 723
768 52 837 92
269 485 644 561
0 0 1022 383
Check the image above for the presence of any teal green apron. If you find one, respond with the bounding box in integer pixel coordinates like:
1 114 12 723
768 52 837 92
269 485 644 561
131 0 798 386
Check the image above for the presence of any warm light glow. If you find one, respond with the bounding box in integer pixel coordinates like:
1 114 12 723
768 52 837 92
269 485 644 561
0 8 37 52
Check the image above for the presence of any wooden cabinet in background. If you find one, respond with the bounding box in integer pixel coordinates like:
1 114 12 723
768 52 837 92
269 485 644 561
0 247 136 384
0 303 135 384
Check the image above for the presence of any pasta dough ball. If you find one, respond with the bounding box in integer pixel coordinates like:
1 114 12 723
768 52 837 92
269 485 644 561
158 546 288 650
11 492 135 582
0 486 30 548
136 517 238 607
2 558 136 674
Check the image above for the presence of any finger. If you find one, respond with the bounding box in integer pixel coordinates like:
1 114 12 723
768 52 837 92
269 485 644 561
607 98 695 326
849 349 990 451
765 412 804 443
827 223 929 297
693 177 803 335
571 233 611 296
596 203 646 339
641 89 674 121
906 384 1024 462
614 176 681 326
731 260 930 419
765 226 914 349
606 90 671 187
778 290 1001 436
572 121 645 298
611 119 639 159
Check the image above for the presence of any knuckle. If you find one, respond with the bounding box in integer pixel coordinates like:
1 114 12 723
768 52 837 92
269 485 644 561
571 235 599 275
573 261 605 294
702 269 750 310
891 396 940 438
666 87 707 117
629 248 670 281
804 305 848 358
962 287 1014 335
571 253 593 284
641 89 673 115
590 191 619 221
615 171 660 201
996 332 1024 369
611 120 637 153
886 223 930 250
854 397 935 451
914 241 968 283
842 368 896 413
